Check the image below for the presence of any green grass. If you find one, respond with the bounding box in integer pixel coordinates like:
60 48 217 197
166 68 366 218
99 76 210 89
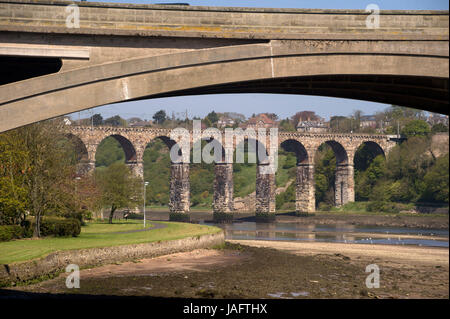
0 220 221 264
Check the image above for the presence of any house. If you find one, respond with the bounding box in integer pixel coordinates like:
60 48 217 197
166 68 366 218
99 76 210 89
129 119 153 127
296 120 328 133
217 116 235 128
295 112 327 133
360 115 377 129
426 113 449 126
243 113 277 129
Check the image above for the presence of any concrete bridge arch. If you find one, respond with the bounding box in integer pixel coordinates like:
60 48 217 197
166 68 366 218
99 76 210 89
0 41 448 132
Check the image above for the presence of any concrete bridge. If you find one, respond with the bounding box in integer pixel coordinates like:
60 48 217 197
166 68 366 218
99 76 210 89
0 0 449 133
68 125 396 219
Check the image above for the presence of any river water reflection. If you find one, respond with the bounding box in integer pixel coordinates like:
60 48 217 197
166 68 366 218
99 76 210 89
201 221 449 248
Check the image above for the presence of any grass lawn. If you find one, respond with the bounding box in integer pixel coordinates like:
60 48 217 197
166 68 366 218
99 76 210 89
0 220 221 265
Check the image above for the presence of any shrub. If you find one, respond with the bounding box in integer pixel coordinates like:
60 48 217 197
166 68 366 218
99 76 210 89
366 201 407 214
39 217 81 237
0 225 24 242
366 201 385 213
318 202 333 211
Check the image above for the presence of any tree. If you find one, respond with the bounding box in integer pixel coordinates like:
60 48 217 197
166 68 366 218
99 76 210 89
206 111 219 125
91 113 103 126
329 116 352 133
291 111 320 125
431 123 449 134
421 154 449 203
0 120 78 236
96 162 141 224
279 118 296 132
104 115 127 127
401 119 431 138
266 113 279 121
153 110 167 124
153 110 167 125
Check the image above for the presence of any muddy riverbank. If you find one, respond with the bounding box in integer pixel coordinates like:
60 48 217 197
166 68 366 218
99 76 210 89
4 240 448 299
139 211 449 230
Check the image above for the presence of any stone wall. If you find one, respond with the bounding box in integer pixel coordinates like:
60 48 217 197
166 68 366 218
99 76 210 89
0 231 224 287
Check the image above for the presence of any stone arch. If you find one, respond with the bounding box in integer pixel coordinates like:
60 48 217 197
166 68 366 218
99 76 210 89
315 140 353 207
280 139 309 164
143 135 190 216
192 137 227 164
322 140 349 165
354 141 385 161
280 139 315 214
96 134 137 164
353 141 387 202
65 133 88 163
234 137 269 165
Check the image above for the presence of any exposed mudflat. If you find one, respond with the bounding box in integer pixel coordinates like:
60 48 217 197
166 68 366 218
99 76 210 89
5 240 448 299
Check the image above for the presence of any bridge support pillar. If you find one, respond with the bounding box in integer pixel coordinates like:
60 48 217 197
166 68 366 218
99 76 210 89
76 161 95 176
127 161 144 179
335 164 355 207
213 163 234 222
169 163 190 221
295 163 315 215
255 164 276 221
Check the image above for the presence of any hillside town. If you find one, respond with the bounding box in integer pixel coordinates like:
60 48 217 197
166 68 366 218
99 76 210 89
68 106 449 136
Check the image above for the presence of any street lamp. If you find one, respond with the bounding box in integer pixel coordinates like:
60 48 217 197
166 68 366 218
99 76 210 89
143 181 149 228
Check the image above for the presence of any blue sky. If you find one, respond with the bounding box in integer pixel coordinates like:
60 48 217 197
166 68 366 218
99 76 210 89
72 0 448 121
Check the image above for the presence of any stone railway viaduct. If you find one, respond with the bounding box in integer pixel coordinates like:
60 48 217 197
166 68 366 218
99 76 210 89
0 1 447 219
68 125 396 218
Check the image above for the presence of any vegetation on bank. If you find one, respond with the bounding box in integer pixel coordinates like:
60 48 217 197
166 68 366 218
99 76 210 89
0 220 221 264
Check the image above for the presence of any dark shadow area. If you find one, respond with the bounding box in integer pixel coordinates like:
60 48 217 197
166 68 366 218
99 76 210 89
0 56 62 85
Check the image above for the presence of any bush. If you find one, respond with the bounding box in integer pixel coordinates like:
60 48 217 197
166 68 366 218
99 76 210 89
366 201 408 214
366 201 385 213
318 202 333 211
0 225 25 242
39 217 81 237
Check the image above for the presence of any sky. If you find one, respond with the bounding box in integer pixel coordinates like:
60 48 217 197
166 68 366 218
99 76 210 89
71 0 448 121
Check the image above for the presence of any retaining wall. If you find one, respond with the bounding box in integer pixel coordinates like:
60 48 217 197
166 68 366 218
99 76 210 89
0 231 224 287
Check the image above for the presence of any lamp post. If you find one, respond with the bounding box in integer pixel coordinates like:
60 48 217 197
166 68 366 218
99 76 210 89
143 181 149 228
